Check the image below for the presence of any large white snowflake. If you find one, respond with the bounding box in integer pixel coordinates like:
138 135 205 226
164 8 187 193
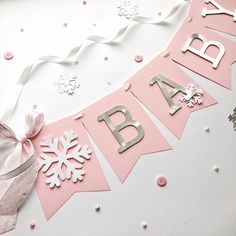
179 84 204 108
228 107 236 131
39 131 92 188
53 73 80 95
117 0 139 20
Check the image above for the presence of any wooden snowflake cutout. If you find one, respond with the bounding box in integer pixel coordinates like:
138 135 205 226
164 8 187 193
179 83 204 108
39 131 92 188
53 73 80 95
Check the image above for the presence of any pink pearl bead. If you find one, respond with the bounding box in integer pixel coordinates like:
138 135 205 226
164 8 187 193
4 52 14 60
134 55 143 63
156 175 167 187
30 223 35 230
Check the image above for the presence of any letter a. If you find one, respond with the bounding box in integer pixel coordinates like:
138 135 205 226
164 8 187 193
97 105 144 153
149 75 196 115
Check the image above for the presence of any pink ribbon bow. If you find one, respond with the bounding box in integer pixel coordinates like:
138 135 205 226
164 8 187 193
0 110 44 235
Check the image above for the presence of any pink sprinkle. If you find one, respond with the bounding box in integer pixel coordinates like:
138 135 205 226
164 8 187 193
134 55 143 63
156 175 167 187
4 51 14 60
30 223 35 230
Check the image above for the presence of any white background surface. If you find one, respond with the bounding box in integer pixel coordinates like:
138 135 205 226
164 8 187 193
0 0 236 235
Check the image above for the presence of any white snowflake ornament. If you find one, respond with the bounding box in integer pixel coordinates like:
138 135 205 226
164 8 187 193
39 131 92 188
179 84 204 108
53 73 80 95
117 0 139 20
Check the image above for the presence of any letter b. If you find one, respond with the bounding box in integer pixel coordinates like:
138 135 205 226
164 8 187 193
182 33 225 69
97 105 144 153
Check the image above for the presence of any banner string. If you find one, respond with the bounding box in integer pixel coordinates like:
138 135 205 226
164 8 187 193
1 0 191 123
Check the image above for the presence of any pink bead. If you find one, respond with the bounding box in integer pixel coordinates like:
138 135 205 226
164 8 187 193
30 223 35 230
156 175 167 187
83 0 87 5
134 55 143 63
4 51 14 60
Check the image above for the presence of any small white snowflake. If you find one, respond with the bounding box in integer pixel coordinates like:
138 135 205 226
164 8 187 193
228 107 236 130
39 131 92 188
53 73 80 95
117 0 139 20
179 84 204 108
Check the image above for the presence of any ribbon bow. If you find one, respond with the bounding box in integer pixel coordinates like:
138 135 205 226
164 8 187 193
0 110 44 180
0 110 44 235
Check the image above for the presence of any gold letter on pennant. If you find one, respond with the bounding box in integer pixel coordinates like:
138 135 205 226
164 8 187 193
202 0 236 21
97 105 144 153
149 75 196 115
182 33 225 69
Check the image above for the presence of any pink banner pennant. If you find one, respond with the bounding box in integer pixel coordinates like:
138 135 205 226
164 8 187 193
168 18 236 89
189 0 236 36
32 119 110 220
129 56 217 138
81 88 171 183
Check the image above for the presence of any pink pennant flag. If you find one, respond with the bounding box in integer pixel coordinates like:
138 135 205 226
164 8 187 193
168 19 236 89
129 56 217 139
189 0 236 36
32 119 110 220
81 89 171 183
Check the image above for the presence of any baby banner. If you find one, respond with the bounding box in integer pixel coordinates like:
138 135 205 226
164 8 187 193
1 0 236 224
31 0 236 219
